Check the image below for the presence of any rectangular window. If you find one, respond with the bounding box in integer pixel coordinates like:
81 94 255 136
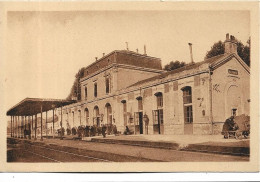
105 77 110 94
94 83 97 97
84 86 87 100
184 106 193 123
159 109 163 124
152 110 158 125
134 112 140 125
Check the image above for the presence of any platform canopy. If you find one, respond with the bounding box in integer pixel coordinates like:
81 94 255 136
6 98 76 116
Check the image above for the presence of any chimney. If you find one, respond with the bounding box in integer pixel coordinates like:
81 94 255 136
144 45 147 55
136 48 139 53
103 53 105 57
95 57 98 61
188 43 194 64
224 33 238 54
125 42 129 51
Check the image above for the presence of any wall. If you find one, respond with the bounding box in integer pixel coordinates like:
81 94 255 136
116 67 161 90
81 67 115 102
211 57 250 134
54 56 249 136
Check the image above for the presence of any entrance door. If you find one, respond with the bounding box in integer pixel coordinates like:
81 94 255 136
184 105 193 134
139 112 143 134
93 117 100 127
152 109 163 134
134 112 143 134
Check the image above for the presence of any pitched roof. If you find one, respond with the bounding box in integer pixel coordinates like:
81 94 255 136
82 50 162 78
127 54 228 88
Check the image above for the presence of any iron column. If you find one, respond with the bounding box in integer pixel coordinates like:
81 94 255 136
60 106 63 140
35 114 37 140
41 105 43 141
10 116 12 137
53 109 55 138
46 111 48 138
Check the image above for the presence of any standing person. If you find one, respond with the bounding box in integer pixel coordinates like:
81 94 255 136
113 124 118 136
143 113 149 135
101 124 107 138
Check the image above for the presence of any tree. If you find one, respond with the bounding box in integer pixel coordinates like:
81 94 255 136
66 67 85 100
205 41 224 59
205 38 250 66
163 60 186 71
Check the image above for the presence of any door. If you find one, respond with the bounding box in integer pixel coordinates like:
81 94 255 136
152 110 163 134
134 112 143 134
139 112 143 134
158 109 163 134
184 105 193 134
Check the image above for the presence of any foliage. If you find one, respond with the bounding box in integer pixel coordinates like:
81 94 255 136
205 41 225 59
205 38 250 66
66 67 85 100
163 60 186 71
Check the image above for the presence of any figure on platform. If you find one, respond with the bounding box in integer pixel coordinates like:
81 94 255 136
143 113 149 135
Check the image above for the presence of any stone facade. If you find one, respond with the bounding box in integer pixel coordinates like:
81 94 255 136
56 34 250 135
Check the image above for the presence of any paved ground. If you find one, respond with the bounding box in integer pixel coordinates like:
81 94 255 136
7 138 249 162
91 134 250 148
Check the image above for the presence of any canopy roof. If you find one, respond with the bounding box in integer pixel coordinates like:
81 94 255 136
6 98 76 116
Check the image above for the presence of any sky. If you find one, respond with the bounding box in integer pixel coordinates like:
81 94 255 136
3 10 250 121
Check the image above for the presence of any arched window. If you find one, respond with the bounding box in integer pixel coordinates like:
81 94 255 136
182 86 192 104
182 86 193 125
78 110 81 126
105 77 110 94
121 100 127 126
154 92 163 108
94 82 97 97
93 106 100 127
105 103 112 124
85 108 89 125
94 106 99 117
136 96 143 111
72 111 74 127
84 86 88 100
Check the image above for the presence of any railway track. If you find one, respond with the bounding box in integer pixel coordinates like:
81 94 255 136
22 142 112 162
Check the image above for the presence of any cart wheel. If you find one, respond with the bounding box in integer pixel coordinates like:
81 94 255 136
235 132 238 139
236 132 243 140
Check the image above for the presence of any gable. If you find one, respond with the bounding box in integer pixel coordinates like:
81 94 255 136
211 53 250 74
212 55 250 82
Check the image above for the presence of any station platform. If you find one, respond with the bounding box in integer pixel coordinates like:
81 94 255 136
10 134 250 157
89 134 250 156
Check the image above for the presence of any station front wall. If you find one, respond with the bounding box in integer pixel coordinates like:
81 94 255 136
211 57 250 134
81 67 115 102
56 72 214 135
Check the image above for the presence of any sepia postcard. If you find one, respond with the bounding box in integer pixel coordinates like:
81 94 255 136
0 1 259 172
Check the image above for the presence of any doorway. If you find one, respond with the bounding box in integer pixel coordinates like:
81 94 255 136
134 112 143 134
182 86 193 135
152 109 163 134
184 105 193 134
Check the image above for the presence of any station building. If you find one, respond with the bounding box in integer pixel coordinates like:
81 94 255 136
7 34 250 137
58 34 250 135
